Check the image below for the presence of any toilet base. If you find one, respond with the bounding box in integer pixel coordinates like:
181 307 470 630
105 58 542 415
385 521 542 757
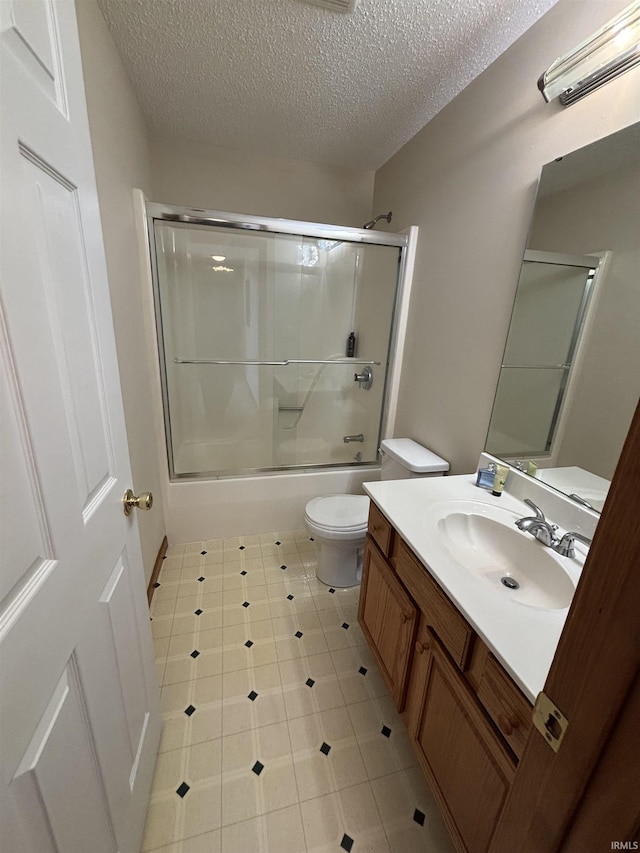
316 540 364 588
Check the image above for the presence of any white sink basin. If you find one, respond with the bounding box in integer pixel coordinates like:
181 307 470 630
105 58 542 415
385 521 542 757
427 500 576 610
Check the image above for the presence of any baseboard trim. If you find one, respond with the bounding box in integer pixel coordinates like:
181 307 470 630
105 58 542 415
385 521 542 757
147 535 168 605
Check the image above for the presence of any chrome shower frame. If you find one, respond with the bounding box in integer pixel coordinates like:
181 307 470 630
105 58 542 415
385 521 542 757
146 202 410 481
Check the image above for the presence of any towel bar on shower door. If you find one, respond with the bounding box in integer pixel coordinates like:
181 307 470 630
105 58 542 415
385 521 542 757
173 357 382 366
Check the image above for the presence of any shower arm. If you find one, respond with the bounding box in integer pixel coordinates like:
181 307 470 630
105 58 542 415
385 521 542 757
173 357 381 366
363 211 392 230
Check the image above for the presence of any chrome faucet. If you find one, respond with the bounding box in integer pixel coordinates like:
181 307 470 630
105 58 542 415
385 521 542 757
515 499 558 546
515 498 545 530
343 434 364 443
515 499 592 557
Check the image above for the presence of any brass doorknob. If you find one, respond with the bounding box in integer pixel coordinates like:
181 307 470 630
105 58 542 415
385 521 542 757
122 489 153 516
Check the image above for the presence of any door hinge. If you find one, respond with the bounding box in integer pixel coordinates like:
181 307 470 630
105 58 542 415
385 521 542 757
532 691 569 753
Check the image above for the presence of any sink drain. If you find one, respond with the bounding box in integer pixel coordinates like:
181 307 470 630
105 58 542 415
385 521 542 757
501 576 520 590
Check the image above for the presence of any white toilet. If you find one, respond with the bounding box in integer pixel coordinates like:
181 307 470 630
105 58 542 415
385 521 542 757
304 438 449 587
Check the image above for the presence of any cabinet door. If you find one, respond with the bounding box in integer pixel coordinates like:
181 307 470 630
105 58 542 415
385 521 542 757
359 540 417 710
403 615 431 738
414 635 515 853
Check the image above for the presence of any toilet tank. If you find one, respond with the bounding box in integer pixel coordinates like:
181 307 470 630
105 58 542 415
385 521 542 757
380 438 449 480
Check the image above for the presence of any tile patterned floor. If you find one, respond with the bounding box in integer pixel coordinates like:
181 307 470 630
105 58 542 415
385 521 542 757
144 530 455 853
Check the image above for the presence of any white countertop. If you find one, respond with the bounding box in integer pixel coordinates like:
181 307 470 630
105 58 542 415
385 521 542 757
363 474 587 703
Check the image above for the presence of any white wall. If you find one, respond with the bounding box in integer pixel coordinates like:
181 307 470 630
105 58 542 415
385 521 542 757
151 136 375 227
372 0 640 475
76 0 166 582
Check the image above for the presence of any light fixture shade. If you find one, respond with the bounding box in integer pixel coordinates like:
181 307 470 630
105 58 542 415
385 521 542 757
538 1 640 105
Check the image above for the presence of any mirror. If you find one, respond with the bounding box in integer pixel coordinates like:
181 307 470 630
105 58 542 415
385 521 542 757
485 122 640 512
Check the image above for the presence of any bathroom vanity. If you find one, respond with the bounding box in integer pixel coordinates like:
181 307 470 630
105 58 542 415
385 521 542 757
359 475 589 853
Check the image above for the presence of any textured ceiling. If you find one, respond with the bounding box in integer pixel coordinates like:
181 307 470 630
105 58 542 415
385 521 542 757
97 0 559 170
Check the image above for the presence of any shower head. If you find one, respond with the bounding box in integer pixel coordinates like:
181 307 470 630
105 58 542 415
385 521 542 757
363 211 392 230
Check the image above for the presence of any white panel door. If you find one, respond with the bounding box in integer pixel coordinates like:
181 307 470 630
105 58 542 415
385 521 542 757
0 1 161 851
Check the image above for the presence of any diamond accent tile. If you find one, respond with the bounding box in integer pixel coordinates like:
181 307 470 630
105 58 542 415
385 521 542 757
200 551 207 556
190 650 200 658
184 705 196 716
244 640 254 648
359 666 368 676
194 609 203 615
176 782 190 798
342 622 350 630
240 570 247 576
329 588 335 593
319 741 331 755
248 690 258 701
340 834 353 852
295 631 303 638
309 537 314 542
305 678 315 688
413 808 426 826
381 725 391 738
280 564 287 570
198 576 205 582
242 601 250 608
287 594 294 600
275 541 281 546
239 545 245 550
252 761 264 776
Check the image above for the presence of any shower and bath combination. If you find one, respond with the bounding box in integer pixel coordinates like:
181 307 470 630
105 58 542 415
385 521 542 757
147 203 410 480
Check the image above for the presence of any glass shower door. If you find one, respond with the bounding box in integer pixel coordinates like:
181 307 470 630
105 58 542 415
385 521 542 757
152 219 402 477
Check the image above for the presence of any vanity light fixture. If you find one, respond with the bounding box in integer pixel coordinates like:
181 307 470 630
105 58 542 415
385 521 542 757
538 1 640 105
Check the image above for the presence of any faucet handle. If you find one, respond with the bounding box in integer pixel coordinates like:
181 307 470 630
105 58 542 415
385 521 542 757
523 498 545 521
554 531 593 558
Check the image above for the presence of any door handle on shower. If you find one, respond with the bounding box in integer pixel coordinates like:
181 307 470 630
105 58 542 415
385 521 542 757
354 365 373 389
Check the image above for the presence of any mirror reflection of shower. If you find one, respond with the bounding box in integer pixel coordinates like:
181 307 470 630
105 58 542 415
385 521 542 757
486 250 605 464
148 205 405 479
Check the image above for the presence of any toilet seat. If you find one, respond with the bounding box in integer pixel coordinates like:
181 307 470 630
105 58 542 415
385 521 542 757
304 494 369 534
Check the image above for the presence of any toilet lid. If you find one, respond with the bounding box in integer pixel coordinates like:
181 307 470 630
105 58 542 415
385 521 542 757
305 494 369 531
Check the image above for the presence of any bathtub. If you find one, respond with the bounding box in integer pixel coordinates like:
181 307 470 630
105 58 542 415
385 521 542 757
162 464 381 543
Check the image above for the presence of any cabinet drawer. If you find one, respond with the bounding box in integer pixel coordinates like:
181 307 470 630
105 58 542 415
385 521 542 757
367 501 394 558
396 539 473 669
470 641 533 761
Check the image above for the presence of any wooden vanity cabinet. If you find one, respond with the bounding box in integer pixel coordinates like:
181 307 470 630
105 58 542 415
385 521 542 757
358 537 417 710
359 509 533 853
414 632 515 853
